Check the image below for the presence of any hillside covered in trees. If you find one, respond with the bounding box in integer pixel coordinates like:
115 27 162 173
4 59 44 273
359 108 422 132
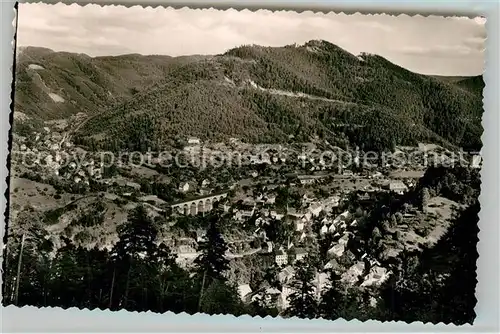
14 41 484 153
3 166 481 325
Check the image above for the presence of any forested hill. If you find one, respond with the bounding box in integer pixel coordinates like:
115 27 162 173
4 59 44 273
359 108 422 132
432 75 485 96
14 41 484 152
13 46 205 134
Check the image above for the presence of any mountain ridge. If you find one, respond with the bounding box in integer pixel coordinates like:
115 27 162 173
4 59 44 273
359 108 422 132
13 42 484 152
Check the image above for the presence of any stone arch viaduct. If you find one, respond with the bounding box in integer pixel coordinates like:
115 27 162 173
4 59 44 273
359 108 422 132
171 193 228 216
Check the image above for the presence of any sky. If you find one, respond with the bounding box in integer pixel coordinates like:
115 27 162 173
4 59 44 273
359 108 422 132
16 3 486 76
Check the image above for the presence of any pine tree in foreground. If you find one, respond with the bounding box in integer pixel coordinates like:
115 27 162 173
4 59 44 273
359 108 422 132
194 211 230 282
194 210 231 312
110 205 159 310
319 271 343 320
285 259 318 319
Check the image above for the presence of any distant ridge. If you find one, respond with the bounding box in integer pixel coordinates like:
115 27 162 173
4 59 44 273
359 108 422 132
13 42 484 152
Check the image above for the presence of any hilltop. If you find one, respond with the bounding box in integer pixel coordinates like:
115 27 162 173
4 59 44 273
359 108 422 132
13 41 484 152
12 46 204 135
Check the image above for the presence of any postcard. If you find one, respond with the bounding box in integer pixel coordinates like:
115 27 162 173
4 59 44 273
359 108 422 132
3 3 486 326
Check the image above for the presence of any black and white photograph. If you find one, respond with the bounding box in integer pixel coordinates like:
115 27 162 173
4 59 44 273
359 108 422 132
3 3 485 325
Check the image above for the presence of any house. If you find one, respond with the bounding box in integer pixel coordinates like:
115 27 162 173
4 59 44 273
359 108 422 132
472 155 482 168
389 181 408 195
360 266 391 287
320 225 328 235
270 211 284 220
179 182 190 192
324 258 339 271
236 207 255 221
278 265 295 284
302 212 313 223
187 137 201 145
201 179 211 188
321 217 332 225
220 203 231 213
341 261 366 284
294 220 305 232
324 196 340 208
275 250 288 266
195 231 207 242
261 241 273 253
338 234 350 246
250 154 271 165
328 224 336 234
238 284 252 302
333 210 350 225
297 154 307 161
178 245 196 254
294 248 307 262
327 243 345 257
308 203 323 217
299 177 315 185
265 195 276 205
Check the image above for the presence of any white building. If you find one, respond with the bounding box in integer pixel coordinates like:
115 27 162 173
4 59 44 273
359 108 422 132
299 178 315 185
333 210 350 225
265 195 276 205
327 243 345 257
389 182 408 195
339 234 350 246
308 203 323 217
341 262 366 284
294 220 305 232
238 284 252 302
328 224 336 234
275 250 288 266
360 266 391 287
179 182 190 193
324 259 339 270
187 137 201 145
320 225 328 235
278 266 295 284
294 248 307 262
270 211 284 220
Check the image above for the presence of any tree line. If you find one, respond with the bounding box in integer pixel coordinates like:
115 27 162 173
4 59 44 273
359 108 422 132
3 165 479 325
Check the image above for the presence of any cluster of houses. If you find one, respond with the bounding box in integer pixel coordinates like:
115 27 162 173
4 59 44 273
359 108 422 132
15 127 106 187
237 265 331 310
